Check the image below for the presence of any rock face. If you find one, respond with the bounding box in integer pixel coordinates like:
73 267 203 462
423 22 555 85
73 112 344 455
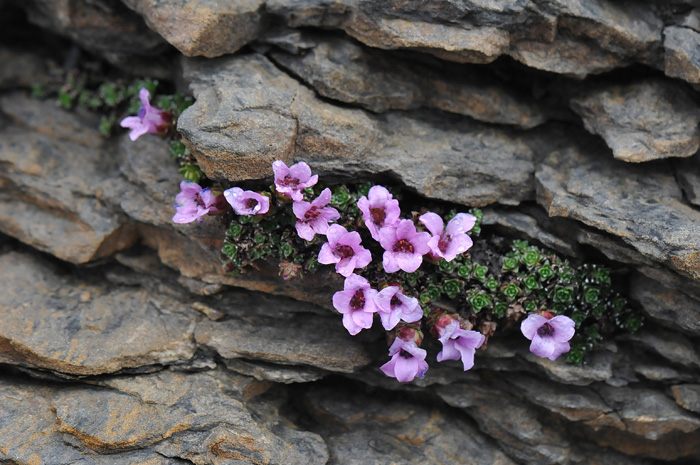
2 0 700 464
570 79 700 162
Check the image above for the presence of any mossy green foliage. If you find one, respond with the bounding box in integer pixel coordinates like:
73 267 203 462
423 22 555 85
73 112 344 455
221 181 642 364
32 69 202 182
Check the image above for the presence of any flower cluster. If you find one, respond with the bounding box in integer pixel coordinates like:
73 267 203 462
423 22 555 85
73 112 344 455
161 159 646 383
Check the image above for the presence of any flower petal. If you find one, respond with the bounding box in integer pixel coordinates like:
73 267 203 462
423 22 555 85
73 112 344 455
318 243 337 265
521 314 547 340
549 315 576 343
530 334 555 358
419 212 444 236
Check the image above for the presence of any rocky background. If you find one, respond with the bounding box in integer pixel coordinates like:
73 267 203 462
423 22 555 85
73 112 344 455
1 0 700 463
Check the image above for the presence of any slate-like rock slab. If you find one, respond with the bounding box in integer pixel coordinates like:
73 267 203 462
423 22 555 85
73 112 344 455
122 0 264 57
303 385 517 465
436 382 572 465
672 384 700 414
664 26 700 84
535 143 700 282
195 312 371 374
268 33 546 127
0 369 329 464
630 272 700 336
179 54 535 207
0 251 197 376
0 94 139 263
570 79 700 162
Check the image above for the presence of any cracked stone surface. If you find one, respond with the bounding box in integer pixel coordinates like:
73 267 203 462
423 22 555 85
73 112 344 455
3 3 700 464
570 79 700 163
178 54 536 207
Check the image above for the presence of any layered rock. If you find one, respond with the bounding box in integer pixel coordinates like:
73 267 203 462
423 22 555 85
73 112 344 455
1 1 700 464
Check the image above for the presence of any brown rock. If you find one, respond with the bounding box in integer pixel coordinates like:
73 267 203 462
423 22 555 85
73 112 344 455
664 26 700 84
0 251 196 376
0 376 175 464
672 384 700 414
535 142 700 282
570 79 700 162
122 0 264 57
269 33 547 127
179 54 535 207
0 369 328 463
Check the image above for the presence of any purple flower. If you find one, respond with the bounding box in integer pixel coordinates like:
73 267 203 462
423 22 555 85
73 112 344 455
293 188 340 241
318 224 372 277
332 274 378 335
419 212 476 262
380 338 429 382
172 181 223 223
120 88 172 141
357 185 401 241
374 286 423 330
378 219 431 273
273 160 319 201
223 187 270 216
436 322 485 371
521 313 575 361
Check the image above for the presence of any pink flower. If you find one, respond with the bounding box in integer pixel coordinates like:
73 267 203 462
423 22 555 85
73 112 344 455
224 187 270 216
436 322 485 371
419 212 476 262
378 219 431 273
120 88 172 141
357 185 401 241
318 224 372 277
293 188 340 241
332 274 378 335
521 313 575 361
374 286 422 330
273 160 319 201
172 181 224 223
380 338 429 382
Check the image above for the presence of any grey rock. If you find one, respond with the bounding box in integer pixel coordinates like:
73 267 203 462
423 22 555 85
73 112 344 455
179 53 535 207
0 94 138 264
269 33 547 127
482 207 579 257
535 141 700 282
672 384 700 414
630 272 700 336
437 382 572 465
673 154 700 207
304 385 517 465
502 374 624 430
570 79 700 162
223 358 327 383
0 251 197 376
664 26 700 84
0 46 47 89
523 346 616 386
620 326 700 370
20 0 166 58
595 385 700 459
195 312 371 373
